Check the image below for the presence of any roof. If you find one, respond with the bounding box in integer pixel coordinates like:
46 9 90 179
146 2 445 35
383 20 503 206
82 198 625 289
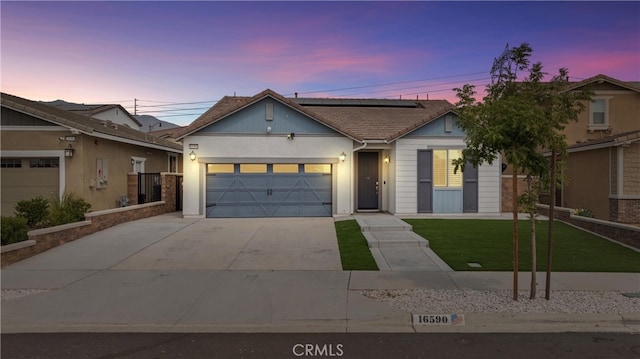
562 74 640 93
44 100 143 127
568 129 640 152
176 89 455 142
1 93 182 152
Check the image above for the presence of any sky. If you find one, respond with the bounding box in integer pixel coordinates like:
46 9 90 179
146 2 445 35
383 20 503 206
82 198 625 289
1 1 639 126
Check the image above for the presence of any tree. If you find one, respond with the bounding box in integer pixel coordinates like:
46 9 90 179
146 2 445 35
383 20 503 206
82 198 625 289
453 43 590 301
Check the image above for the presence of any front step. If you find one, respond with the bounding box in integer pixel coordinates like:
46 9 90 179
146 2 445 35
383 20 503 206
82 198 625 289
355 215 412 232
363 231 429 248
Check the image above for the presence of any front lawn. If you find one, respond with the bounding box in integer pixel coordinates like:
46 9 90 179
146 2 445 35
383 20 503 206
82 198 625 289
334 220 379 271
404 219 640 272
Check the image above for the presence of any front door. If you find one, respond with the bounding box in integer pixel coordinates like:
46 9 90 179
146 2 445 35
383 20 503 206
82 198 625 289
358 152 379 210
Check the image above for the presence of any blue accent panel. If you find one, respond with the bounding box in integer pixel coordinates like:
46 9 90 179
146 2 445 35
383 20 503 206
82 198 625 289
433 189 463 213
405 113 465 137
198 98 337 135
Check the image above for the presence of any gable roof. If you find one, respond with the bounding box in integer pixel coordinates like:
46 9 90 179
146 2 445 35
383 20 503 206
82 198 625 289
175 89 455 143
1 93 181 152
562 74 640 93
44 100 143 127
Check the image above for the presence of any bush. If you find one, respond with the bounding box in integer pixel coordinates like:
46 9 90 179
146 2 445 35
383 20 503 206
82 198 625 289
48 192 91 226
1 216 29 246
14 196 50 228
574 208 595 218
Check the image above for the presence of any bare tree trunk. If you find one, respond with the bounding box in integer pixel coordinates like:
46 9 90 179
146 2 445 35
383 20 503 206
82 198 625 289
529 207 537 299
545 150 557 300
512 164 519 301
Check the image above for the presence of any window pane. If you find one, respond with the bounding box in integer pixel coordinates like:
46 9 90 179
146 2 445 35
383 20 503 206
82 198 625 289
208 164 234 173
304 164 331 174
592 99 605 111
29 158 59 168
433 150 447 187
273 164 299 173
0 158 22 168
591 100 606 124
240 164 267 173
592 112 605 124
447 150 462 187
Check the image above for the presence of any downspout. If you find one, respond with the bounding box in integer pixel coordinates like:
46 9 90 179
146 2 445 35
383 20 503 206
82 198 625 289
350 141 368 214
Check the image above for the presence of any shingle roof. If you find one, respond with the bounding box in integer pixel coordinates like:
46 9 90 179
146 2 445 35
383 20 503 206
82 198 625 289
562 74 640 93
175 89 455 142
1 93 181 152
568 129 640 151
43 100 143 127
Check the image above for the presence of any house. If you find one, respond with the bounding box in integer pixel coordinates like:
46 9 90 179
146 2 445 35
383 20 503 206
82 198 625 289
43 100 143 130
1 93 183 215
175 89 501 218
543 74 640 224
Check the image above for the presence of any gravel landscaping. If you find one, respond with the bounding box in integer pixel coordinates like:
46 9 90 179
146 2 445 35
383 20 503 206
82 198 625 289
2 289 51 301
361 289 640 314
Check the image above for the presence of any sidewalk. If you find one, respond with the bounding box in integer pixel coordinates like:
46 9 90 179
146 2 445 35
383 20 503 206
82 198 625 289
2 270 638 333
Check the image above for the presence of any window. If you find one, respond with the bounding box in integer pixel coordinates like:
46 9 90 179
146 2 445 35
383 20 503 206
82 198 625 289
589 98 610 130
0 158 22 168
240 164 267 173
208 164 234 173
304 164 331 174
273 164 299 173
168 154 178 173
29 158 59 168
433 149 462 187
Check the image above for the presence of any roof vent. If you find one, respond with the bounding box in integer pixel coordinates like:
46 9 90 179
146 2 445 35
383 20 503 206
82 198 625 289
266 103 274 121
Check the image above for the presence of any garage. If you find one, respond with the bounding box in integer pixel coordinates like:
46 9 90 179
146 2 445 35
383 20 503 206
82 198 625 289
1 157 60 215
206 163 332 217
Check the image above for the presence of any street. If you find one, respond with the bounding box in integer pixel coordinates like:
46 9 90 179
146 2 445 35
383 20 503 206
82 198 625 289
2 332 639 359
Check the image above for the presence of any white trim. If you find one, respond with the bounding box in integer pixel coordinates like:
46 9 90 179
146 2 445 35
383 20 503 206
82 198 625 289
91 132 182 153
0 150 65 200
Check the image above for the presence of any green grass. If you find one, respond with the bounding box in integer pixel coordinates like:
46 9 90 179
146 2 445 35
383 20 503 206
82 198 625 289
334 220 379 271
404 219 640 272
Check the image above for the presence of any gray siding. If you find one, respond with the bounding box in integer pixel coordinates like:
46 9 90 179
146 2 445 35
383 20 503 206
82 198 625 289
404 113 465 137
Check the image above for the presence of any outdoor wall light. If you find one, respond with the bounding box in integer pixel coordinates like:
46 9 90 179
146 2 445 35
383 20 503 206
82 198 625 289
383 155 390 164
267 126 272 134
339 152 347 162
64 144 74 158
189 151 197 161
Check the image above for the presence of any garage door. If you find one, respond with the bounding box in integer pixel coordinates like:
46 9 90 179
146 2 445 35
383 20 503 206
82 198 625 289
206 163 332 217
1 157 60 216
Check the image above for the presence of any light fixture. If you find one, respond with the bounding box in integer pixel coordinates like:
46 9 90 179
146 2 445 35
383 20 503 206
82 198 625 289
267 126 272 134
64 144 74 158
383 155 390 164
189 151 197 161
339 152 347 162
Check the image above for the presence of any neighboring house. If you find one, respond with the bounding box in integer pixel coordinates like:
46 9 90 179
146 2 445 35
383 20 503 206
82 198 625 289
176 89 501 218
541 74 640 224
1 93 183 215
44 100 143 130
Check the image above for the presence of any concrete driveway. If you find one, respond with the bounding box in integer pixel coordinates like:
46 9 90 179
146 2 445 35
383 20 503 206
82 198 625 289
7 213 343 272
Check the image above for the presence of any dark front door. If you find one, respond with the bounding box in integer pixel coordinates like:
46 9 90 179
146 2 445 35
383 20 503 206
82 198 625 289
358 152 379 210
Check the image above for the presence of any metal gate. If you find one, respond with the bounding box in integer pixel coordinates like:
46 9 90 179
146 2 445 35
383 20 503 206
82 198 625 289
138 172 161 204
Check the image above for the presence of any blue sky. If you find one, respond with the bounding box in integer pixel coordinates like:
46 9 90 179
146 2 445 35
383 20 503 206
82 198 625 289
2 1 638 125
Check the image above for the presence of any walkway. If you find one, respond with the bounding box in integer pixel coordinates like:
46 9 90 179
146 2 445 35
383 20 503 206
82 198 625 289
354 214 452 271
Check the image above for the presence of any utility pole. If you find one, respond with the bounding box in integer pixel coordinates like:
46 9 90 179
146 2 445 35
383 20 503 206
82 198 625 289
134 98 137 116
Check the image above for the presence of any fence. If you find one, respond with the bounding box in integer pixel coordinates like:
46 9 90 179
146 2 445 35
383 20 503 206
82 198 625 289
138 172 162 204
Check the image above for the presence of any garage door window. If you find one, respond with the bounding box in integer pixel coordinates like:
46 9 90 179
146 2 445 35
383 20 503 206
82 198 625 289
273 164 299 173
1 158 22 168
208 164 234 173
29 158 59 168
304 164 331 174
240 164 267 173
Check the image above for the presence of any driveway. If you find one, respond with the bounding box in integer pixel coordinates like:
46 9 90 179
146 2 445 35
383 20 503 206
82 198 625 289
6 213 343 272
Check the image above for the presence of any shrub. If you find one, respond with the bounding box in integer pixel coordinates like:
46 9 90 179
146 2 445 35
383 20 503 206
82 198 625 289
48 192 91 226
14 196 50 228
574 208 595 218
1 216 29 246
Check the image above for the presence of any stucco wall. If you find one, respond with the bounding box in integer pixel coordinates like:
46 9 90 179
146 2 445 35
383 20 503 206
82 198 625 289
2 130 181 212
182 134 353 217
563 147 610 220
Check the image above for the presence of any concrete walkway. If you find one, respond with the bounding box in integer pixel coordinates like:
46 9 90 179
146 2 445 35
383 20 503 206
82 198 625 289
355 214 452 271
